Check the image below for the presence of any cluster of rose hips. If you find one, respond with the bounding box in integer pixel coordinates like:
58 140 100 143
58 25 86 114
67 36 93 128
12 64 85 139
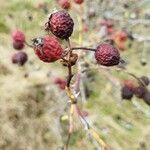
11 10 121 87
121 76 150 105
28 10 120 149
11 7 149 105
58 0 84 10
10 6 122 92
32 10 120 67
11 31 28 66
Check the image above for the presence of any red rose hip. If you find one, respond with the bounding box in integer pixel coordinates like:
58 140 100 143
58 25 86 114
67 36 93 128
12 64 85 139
12 30 25 50
121 80 135 100
13 41 24 50
133 86 147 98
54 77 66 90
74 0 84 4
58 0 71 10
12 30 25 43
45 10 74 39
121 86 134 100
95 43 120 66
12 51 28 66
33 36 63 63
118 31 128 41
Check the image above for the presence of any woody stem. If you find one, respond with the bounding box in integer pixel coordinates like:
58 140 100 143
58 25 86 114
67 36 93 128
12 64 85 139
66 38 74 88
65 38 75 150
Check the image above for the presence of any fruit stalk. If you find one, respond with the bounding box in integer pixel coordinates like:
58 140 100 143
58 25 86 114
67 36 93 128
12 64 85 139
71 47 96 51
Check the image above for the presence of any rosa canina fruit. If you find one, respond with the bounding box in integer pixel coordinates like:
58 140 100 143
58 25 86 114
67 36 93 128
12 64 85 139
46 10 74 39
33 36 63 63
95 43 120 66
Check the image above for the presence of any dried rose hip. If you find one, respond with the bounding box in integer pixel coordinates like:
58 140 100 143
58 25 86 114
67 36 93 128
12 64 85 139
133 86 147 98
33 36 63 63
58 0 71 10
143 91 150 105
117 31 128 42
12 30 25 43
54 77 66 90
13 41 24 50
95 43 120 66
121 86 133 100
45 10 74 39
121 80 135 100
74 0 84 4
12 51 28 66
12 30 26 50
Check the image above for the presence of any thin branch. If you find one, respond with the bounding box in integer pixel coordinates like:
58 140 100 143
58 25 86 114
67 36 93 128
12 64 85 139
64 39 76 150
71 47 96 52
25 41 34 48
117 67 147 87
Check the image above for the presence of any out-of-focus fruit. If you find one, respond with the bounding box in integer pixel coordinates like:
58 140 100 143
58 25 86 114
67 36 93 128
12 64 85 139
54 78 66 90
12 51 28 66
121 86 134 100
133 86 146 98
74 0 84 4
121 80 135 100
143 91 150 105
58 0 71 10
12 30 25 43
140 76 149 86
13 41 24 50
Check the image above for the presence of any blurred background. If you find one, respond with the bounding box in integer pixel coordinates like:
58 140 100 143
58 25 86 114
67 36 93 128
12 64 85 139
0 0 150 150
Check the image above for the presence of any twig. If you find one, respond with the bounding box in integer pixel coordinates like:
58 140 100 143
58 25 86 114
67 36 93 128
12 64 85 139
25 41 34 48
64 39 77 150
71 47 96 52
117 67 147 87
66 39 74 88
124 70 147 87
